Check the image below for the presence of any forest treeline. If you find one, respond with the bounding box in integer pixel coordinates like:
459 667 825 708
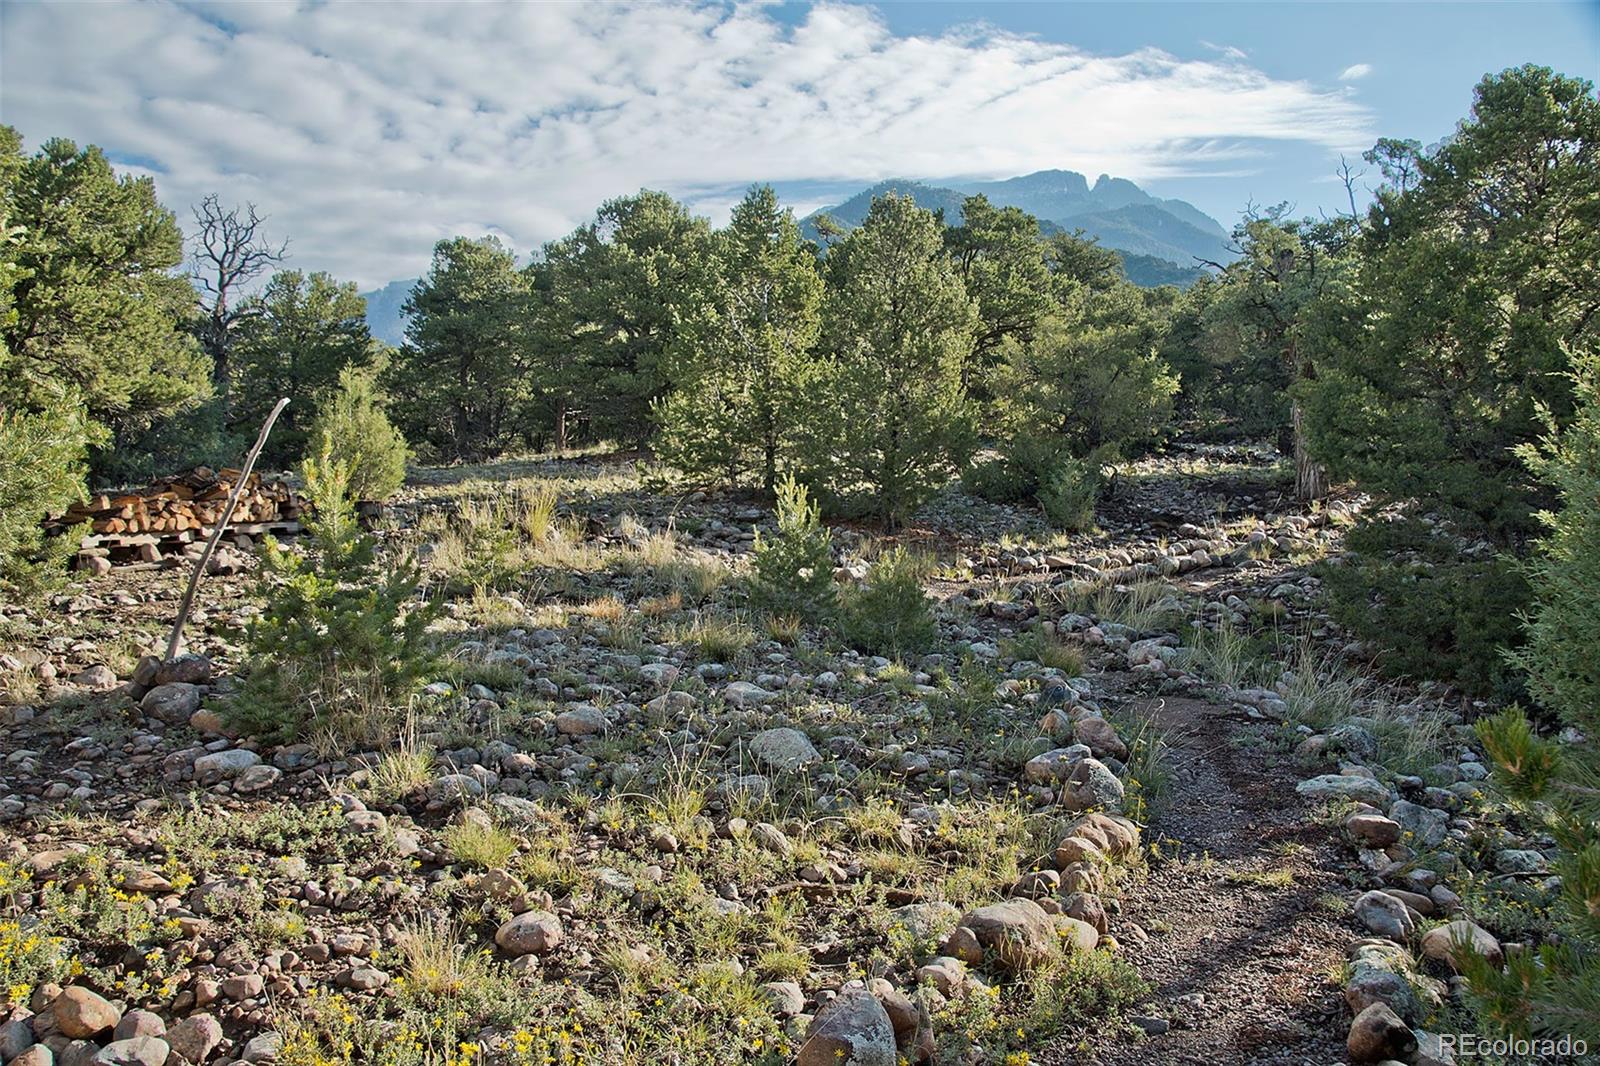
3 65 1597 699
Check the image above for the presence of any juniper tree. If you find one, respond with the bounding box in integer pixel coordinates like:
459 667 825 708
945 194 1053 390
1301 65 1599 692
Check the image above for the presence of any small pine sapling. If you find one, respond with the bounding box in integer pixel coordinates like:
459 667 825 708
746 474 836 622
231 443 436 745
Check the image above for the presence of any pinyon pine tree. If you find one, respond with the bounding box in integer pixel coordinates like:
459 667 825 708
1471 351 1600 1041
306 364 409 503
805 193 978 527
656 186 822 491
231 443 434 745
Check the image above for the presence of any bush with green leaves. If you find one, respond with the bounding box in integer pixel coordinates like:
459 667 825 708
307 365 409 502
0 399 89 596
1038 456 1102 533
839 548 937 658
1470 353 1600 1041
230 444 435 746
745 474 836 622
962 434 1069 505
1319 518 1529 696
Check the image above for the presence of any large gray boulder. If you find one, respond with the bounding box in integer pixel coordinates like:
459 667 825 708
796 988 896 1066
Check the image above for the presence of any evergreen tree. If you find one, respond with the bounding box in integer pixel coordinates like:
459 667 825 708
231 442 434 745
1471 351 1600 1041
0 399 89 595
232 270 373 465
1198 209 1357 499
386 237 532 462
1301 66 1599 692
1304 66 1600 539
945 194 1053 389
994 285 1180 462
656 186 822 492
307 364 409 503
0 132 207 453
539 191 717 445
806 193 979 528
746 474 836 622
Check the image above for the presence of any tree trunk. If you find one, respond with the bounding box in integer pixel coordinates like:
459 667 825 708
554 397 568 455
1292 401 1328 501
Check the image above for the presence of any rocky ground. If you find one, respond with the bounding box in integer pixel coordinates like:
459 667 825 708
0 445 1571 1066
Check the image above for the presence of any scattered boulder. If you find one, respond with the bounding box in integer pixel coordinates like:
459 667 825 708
1420 920 1503 972
53 987 121 1039
1347 1002 1416 1063
796 988 897 1066
944 899 1058 972
1354 890 1416 940
1296 774 1391 806
495 910 565 956
164 1015 223 1065
139 683 200 724
1344 813 1402 848
555 705 607 736
93 1038 169 1066
1059 758 1124 812
1073 717 1127 761
750 727 820 771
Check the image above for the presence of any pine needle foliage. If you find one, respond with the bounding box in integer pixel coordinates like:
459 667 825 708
231 443 436 745
307 364 409 503
1471 352 1600 1042
745 474 836 623
839 548 937 658
0 400 89 596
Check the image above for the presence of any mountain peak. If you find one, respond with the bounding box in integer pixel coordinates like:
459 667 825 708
801 168 1231 276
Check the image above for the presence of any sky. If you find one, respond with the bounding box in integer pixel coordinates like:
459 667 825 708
3 0 1596 289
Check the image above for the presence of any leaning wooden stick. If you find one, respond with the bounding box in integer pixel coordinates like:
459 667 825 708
164 397 290 661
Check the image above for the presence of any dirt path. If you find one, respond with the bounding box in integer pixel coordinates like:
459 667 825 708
1078 695 1353 1066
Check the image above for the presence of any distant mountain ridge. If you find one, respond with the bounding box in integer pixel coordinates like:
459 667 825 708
800 169 1231 277
360 278 413 347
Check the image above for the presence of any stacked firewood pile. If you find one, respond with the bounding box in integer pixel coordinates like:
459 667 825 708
44 467 307 572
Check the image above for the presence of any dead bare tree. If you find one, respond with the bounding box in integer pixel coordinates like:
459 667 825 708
190 195 288 402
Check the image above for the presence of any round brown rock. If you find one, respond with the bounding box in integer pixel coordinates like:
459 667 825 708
54 987 121 1039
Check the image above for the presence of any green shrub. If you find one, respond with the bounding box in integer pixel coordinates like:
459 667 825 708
839 548 937 657
1038 456 1101 532
1320 516 1529 695
963 434 1068 505
0 400 89 595
230 443 436 745
746 474 836 622
306 365 408 502
1512 353 1600 726
1470 353 1600 1041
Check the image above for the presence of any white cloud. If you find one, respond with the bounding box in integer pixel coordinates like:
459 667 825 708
2 1 1373 286
1340 63 1373 81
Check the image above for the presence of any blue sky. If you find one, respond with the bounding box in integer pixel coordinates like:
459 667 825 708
768 1 1600 226
3 1 1595 287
